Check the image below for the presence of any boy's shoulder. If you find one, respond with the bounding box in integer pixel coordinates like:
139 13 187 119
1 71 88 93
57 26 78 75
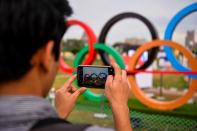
30 117 90 131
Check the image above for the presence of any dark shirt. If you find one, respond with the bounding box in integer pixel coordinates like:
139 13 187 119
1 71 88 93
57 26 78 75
0 96 114 131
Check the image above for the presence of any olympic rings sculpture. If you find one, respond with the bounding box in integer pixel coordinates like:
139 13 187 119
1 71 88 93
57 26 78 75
60 3 197 110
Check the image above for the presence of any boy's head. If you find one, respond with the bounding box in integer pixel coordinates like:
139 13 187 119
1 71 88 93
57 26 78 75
0 0 72 95
0 0 72 83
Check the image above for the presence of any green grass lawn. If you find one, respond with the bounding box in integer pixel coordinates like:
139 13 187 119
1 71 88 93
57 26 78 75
67 104 197 130
153 74 189 89
66 97 197 130
52 72 197 130
53 73 197 119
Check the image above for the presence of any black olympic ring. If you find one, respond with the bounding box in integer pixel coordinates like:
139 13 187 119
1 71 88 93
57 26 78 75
98 12 159 74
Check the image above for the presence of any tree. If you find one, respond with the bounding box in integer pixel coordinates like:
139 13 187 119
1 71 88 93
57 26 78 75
61 39 86 54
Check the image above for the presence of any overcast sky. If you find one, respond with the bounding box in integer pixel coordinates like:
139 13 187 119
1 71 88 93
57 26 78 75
64 0 197 46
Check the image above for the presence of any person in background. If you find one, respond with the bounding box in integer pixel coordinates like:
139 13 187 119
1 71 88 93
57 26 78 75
0 0 132 131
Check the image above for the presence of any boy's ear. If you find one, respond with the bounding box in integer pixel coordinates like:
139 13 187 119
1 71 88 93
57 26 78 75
31 40 55 72
42 40 55 72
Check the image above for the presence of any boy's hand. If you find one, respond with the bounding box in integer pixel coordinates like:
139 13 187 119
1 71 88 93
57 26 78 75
105 63 130 106
55 75 86 119
105 63 132 131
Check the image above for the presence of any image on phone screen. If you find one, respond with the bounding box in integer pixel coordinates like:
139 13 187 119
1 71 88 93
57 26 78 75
77 66 114 88
83 67 108 87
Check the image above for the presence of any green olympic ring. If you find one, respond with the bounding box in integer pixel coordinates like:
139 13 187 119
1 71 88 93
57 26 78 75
73 43 125 102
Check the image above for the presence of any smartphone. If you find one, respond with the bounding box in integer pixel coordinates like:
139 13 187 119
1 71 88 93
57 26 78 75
77 65 114 88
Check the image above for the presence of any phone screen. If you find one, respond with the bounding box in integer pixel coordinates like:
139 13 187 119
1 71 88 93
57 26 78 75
77 65 114 88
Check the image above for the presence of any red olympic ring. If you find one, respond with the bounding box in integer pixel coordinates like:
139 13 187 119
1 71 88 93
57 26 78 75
60 20 97 73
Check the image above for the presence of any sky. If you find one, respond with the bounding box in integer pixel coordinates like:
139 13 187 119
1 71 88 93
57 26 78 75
63 0 197 46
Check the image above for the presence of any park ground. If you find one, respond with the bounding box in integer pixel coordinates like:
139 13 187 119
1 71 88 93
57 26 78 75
51 72 197 129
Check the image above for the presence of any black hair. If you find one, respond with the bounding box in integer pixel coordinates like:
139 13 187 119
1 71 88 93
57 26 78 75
0 0 72 83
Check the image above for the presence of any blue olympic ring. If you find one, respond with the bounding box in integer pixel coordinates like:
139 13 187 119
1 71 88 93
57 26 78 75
164 3 197 78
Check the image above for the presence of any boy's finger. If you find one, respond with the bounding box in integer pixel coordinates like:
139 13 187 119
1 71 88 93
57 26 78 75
70 85 77 92
72 87 87 100
63 75 77 89
122 70 127 80
111 62 121 80
105 75 113 88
